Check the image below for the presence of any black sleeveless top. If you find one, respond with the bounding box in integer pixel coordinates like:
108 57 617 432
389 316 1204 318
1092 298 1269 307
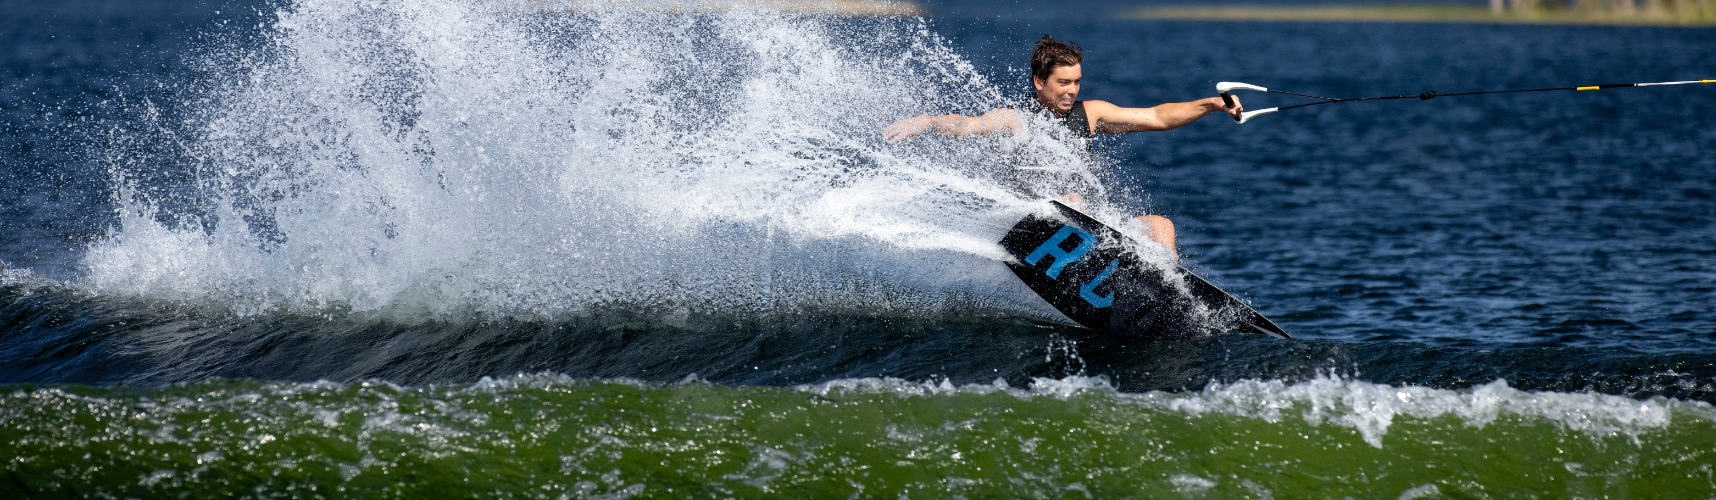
1013 97 1094 148
1061 101 1094 139
994 96 1099 199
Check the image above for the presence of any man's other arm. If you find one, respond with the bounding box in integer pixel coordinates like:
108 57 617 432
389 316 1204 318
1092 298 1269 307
884 108 1024 142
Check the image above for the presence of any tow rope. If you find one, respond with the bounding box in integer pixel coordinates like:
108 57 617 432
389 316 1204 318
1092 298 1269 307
1216 79 1716 123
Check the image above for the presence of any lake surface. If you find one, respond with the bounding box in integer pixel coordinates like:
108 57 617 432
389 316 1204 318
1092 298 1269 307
3 0 1714 497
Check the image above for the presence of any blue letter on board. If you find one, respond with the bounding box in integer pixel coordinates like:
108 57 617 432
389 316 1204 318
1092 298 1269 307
1079 259 1118 308
1025 225 1095 280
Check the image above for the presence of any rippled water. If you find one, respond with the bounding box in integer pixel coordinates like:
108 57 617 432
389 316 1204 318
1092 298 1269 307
8 376 1716 498
2 0 1714 497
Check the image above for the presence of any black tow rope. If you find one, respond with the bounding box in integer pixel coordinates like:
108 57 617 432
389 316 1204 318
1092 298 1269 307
1215 79 1716 123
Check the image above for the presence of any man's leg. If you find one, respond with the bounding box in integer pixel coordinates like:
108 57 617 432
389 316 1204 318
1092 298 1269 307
1136 215 1177 262
1057 192 1085 210
1060 192 1177 262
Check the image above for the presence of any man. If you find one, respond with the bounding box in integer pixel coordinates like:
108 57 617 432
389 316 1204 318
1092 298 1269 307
883 36 1243 261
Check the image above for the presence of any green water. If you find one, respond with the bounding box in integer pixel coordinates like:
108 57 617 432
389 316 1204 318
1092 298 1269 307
4 375 1713 498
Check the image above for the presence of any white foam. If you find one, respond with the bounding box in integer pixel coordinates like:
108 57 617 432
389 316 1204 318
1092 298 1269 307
1161 376 1703 448
0 263 76 296
791 374 1716 448
80 0 1136 320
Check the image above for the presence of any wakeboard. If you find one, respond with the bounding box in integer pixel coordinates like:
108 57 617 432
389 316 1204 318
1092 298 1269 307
999 201 1289 339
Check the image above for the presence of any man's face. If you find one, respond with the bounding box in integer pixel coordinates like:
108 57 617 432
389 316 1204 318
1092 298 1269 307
1032 64 1082 113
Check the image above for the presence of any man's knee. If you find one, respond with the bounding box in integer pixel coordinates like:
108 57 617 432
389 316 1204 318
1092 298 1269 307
1058 193 1086 210
1138 215 1174 237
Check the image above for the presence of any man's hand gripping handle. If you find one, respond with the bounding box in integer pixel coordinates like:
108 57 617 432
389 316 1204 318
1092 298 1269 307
1216 82 1278 124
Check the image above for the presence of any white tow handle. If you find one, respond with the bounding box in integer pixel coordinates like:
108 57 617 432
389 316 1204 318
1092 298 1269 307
1216 82 1267 94
1216 82 1275 124
1236 107 1278 124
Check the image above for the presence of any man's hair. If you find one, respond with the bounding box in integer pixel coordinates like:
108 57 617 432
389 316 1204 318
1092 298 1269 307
1031 35 1083 81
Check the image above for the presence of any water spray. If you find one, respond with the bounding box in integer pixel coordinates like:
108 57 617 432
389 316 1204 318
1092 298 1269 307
1216 79 1716 124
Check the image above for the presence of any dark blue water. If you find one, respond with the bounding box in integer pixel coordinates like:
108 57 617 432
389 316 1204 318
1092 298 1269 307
2 0 1714 399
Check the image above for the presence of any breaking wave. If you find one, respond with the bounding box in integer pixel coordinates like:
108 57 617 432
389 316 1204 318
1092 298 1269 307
81 0 1139 320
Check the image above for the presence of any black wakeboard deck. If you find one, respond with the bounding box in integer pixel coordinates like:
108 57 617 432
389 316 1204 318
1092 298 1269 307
999 201 1289 339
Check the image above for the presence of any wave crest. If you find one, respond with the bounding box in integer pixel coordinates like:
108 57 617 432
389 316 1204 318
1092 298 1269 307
82 0 1103 320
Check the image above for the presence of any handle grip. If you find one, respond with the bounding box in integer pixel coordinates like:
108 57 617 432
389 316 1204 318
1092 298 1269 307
1215 82 1268 124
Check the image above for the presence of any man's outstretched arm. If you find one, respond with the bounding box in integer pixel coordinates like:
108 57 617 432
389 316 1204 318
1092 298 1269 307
884 108 1024 142
1085 97 1242 134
